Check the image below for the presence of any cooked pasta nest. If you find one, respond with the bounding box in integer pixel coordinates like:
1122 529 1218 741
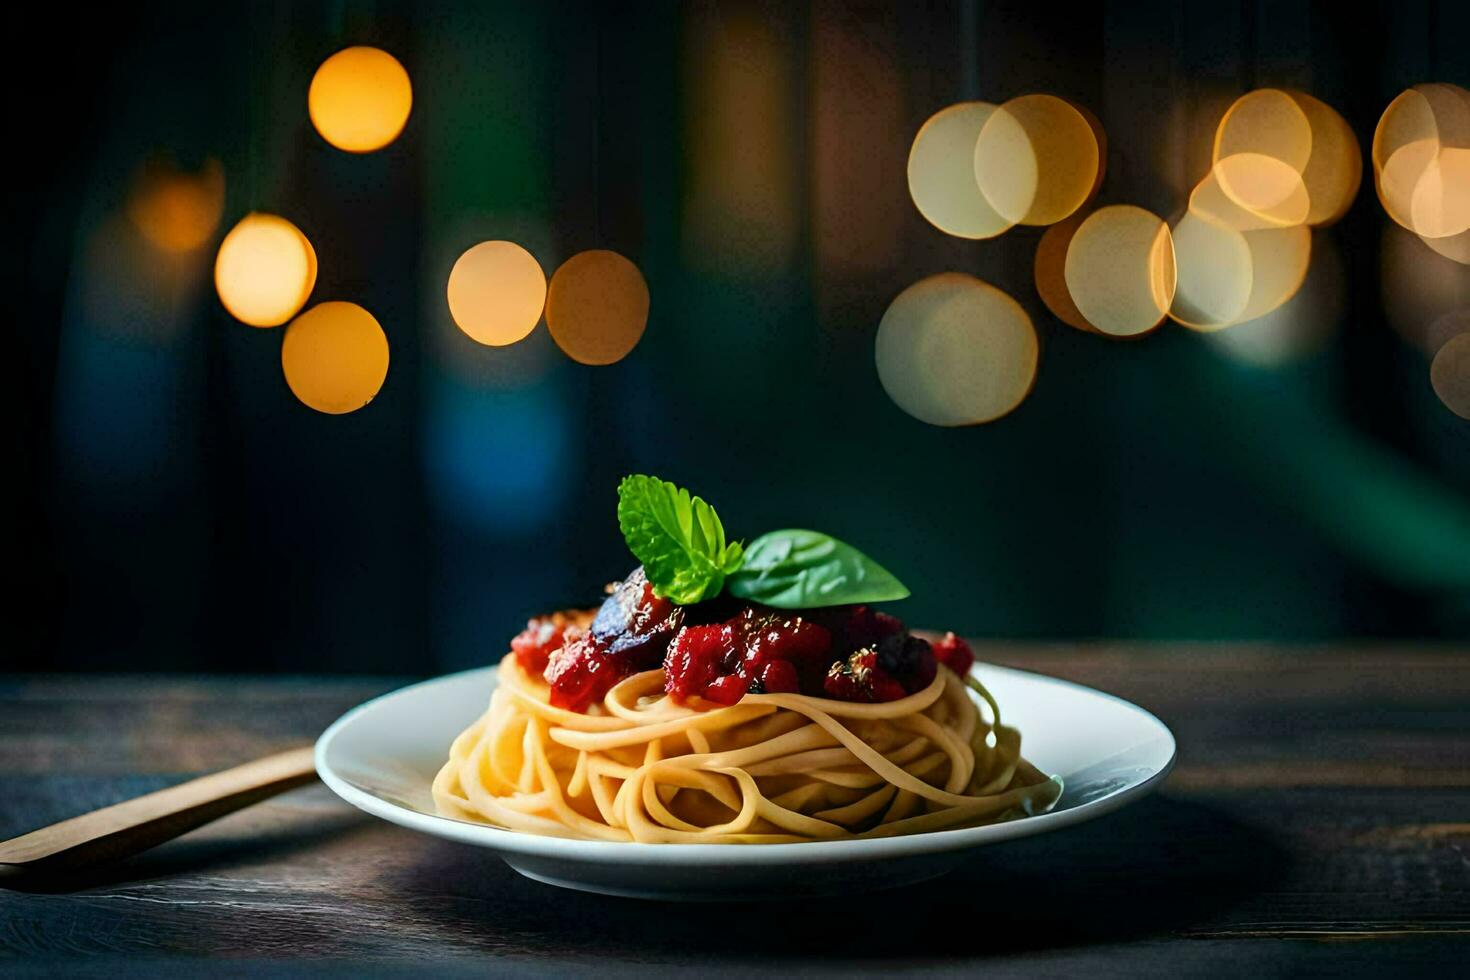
433 653 1062 843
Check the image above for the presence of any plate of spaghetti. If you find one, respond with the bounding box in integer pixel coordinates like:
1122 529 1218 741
316 476 1175 899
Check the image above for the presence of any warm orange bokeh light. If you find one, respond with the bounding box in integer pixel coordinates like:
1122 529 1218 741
875 273 1037 426
1213 153 1311 228
1212 89 1359 228
281 301 390 414
1409 148 1470 239
1236 226 1312 323
907 102 1014 239
1170 207 1310 333
975 94 1101 226
545 250 650 366
1215 89 1312 173
446 241 547 347
127 157 226 253
1063 205 1176 337
1290 90 1362 226
1189 169 1284 232
1374 84 1470 240
1033 213 1098 333
1373 84 1470 173
1377 139 1438 229
214 213 318 328
308 46 413 153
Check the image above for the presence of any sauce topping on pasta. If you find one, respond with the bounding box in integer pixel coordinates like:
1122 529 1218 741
519 567 972 714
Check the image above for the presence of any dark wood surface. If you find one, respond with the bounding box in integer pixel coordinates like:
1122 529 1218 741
2 645 1467 976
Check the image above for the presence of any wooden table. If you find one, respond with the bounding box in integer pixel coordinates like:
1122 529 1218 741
2 645 1467 976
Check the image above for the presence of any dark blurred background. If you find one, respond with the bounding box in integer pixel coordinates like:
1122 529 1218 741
9 0 1470 675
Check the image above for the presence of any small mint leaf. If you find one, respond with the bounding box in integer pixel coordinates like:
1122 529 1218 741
617 475 738 605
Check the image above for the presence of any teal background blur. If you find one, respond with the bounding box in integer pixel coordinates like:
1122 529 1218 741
10 0 1470 674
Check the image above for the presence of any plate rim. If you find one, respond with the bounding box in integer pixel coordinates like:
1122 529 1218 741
315 662 1176 867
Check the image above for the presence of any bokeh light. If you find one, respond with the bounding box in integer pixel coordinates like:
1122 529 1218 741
126 157 225 253
1033 213 1098 333
974 94 1101 226
1378 138 1439 230
1235 226 1312 323
281 301 390 415
1212 89 1359 228
1373 83 1470 241
1214 89 1311 172
1409 148 1470 239
1063 205 1175 337
1373 84 1470 173
1169 211 1253 330
1212 90 1312 226
213 213 318 328
427 220 560 386
1213 152 1311 228
446 241 547 347
907 102 1013 239
1430 331 1470 420
1290 90 1363 226
308 46 413 153
1374 87 1444 172
1189 169 1287 232
1172 92 1365 395
545 250 650 365
1205 230 1344 368
875 273 1037 426
1171 211 1309 334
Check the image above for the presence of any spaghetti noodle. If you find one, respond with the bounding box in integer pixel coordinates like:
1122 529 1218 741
433 654 1061 843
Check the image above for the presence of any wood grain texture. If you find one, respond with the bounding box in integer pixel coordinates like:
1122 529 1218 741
1 646 1467 974
0 747 317 876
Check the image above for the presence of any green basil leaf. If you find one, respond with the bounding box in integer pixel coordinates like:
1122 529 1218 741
725 529 910 609
616 475 744 605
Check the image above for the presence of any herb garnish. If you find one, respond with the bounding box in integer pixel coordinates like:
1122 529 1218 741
616 476 909 609
616 475 745 604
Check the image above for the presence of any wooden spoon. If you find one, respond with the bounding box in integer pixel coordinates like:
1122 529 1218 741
0 747 318 881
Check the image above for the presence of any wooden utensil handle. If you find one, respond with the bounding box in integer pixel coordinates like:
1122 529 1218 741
0 746 318 880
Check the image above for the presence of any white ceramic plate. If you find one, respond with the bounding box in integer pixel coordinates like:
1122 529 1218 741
316 663 1175 900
